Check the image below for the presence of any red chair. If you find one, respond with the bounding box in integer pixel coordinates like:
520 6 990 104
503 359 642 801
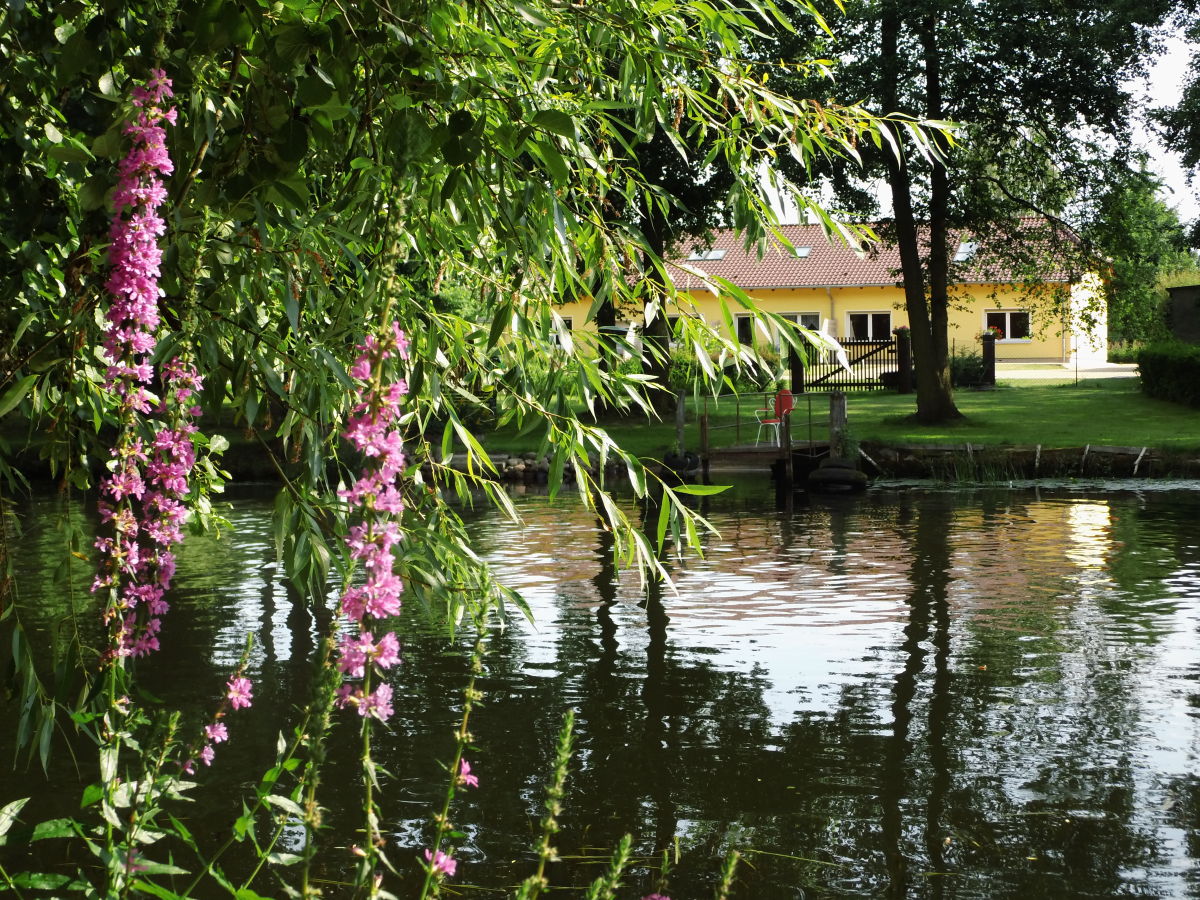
754 389 794 446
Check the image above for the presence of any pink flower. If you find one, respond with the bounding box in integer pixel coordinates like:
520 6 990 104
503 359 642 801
199 744 215 766
458 759 479 788
227 676 253 710
205 722 228 743
424 849 457 877
374 631 401 669
360 683 393 721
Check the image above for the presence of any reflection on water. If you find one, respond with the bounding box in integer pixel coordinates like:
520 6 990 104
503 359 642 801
4 480 1200 897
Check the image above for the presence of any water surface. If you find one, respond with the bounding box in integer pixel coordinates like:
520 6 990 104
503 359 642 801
4 480 1200 898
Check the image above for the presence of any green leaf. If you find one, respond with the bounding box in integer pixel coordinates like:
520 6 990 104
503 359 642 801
263 794 305 818
132 881 186 899
80 783 103 808
532 109 577 139
0 373 37 418
0 798 29 840
10 872 76 890
671 484 730 496
31 818 76 841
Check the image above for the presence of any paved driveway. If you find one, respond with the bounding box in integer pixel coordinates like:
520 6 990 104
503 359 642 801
996 361 1138 381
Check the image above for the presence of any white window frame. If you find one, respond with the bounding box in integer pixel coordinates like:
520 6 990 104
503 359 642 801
846 311 892 340
734 313 761 345
552 316 573 348
984 309 1032 343
775 312 821 355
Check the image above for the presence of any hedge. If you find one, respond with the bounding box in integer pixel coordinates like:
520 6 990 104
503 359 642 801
1137 342 1200 408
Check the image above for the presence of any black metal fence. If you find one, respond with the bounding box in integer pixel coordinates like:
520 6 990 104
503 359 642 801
795 338 899 393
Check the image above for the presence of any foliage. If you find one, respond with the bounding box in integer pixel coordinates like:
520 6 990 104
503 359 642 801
1136 341 1200 408
948 350 988 388
766 0 1175 423
0 0 937 895
1083 161 1196 344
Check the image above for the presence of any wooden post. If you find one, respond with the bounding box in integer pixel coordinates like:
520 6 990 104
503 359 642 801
829 390 848 459
981 333 997 387
780 409 793 486
894 328 912 394
789 346 805 394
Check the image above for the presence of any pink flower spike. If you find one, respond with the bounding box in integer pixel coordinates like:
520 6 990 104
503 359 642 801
424 848 457 878
459 759 479 788
227 676 253 710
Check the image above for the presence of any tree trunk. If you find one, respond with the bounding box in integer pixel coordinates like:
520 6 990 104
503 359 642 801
880 2 961 424
639 212 675 414
917 13 962 423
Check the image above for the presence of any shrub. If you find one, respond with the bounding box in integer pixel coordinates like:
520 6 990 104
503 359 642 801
1137 342 1200 408
949 350 988 388
1107 343 1143 364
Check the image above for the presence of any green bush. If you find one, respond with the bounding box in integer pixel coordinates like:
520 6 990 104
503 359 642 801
1137 342 1200 408
949 350 988 388
1108 343 1144 364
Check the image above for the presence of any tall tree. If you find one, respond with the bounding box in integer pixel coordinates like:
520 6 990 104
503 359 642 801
772 0 1173 423
1084 161 1196 343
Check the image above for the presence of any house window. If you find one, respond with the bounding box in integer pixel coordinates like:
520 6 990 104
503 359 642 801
687 248 726 261
735 314 755 345
777 312 821 355
953 241 978 263
848 312 891 340
792 246 812 258
552 317 573 347
985 310 1031 341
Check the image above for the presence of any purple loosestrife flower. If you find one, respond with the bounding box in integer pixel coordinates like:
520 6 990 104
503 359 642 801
458 759 479 788
227 676 254 710
334 326 409 720
424 849 457 878
94 70 189 662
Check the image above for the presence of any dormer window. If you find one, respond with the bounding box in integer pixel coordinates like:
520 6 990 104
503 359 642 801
792 246 812 258
687 249 726 261
953 241 978 263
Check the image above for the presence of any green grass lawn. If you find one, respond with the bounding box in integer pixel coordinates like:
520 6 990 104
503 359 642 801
481 378 1200 459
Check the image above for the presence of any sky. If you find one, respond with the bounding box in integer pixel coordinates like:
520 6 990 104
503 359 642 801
1128 29 1197 223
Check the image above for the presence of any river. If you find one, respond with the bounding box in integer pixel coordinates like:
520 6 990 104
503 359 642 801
3 479 1200 898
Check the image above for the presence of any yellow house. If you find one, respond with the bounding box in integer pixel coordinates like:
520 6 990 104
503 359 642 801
556 224 1107 365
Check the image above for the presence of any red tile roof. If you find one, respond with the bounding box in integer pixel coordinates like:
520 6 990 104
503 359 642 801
667 223 1076 291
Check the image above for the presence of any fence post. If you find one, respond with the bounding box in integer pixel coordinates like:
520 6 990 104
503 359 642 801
789 346 805 394
830 390 848 459
980 333 997 387
894 328 912 394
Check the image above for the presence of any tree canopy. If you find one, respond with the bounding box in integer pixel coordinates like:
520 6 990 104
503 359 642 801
768 0 1176 422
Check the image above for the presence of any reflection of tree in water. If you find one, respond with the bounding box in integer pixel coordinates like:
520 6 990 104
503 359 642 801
877 492 1164 898
8 487 1187 895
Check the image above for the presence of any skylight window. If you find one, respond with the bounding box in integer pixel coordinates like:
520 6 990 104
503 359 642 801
953 241 978 263
687 249 726 261
793 246 812 258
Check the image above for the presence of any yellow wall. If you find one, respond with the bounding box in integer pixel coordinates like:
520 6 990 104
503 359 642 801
555 277 1107 364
